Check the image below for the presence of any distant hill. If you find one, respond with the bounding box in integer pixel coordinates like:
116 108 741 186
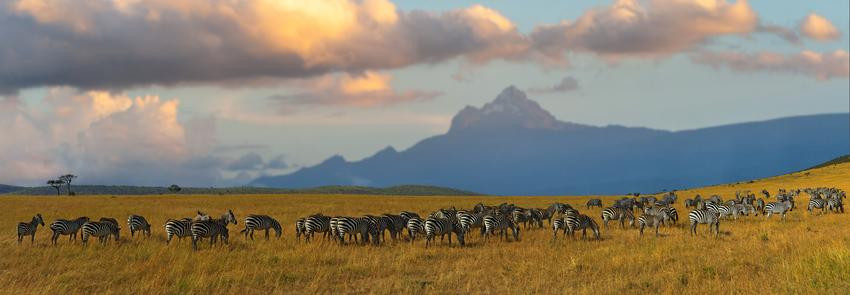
0 184 22 194
2 184 481 196
252 86 850 195
804 154 850 171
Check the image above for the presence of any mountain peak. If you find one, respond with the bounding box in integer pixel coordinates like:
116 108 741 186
450 86 567 132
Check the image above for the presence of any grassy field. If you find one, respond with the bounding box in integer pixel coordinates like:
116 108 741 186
2 163 849 294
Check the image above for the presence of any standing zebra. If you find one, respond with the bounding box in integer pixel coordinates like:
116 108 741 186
382 214 408 241
688 210 720 237
601 207 635 229
127 215 151 238
456 210 486 238
304 214 332 242
638 212 667 237
191 210 237 251
81 220 121 246
564 214 600 240
363 215 392 244
17 214 45 244
551 215 567 240
808 197 827 215
240 215 282 240
49 216 90 245
165 218 193 244
424 217 464 247
764 200 793 221
406 217 426 242
295 218 306 241
483 214 520 242
335 217 375 245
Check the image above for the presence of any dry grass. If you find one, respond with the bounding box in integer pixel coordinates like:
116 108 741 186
2 163 850 294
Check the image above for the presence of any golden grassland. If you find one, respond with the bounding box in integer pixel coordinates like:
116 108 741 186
2 163 850 294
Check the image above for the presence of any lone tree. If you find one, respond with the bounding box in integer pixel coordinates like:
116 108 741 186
58 174 77 196
47 179 64 196
168 184 182 193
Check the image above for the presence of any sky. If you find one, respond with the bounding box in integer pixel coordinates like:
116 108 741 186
1 0 848 187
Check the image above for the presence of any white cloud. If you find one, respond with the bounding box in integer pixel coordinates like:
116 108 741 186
528 76 580 94
799 13 841 41
691 49 850 80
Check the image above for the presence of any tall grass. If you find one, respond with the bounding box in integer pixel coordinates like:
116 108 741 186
2 163 849 293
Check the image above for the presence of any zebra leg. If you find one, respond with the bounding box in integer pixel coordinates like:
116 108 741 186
31 234 35 244
250 229 255 240
265 229 270 240
192 237 198 251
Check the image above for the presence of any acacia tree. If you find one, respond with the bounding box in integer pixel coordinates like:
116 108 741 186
47 179 64 196
58 174 77 196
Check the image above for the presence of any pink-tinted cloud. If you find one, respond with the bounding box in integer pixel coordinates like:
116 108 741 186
799 13 841 41
691 49 849 80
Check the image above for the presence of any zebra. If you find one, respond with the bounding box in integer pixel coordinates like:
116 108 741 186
456 210 486 238
424 217 465 247
49 216 90 245
295 218 306 241
165 217 193 244
684 199 696 209
586 199 603 209
17 214 45 244
510 208 532 229
662 207 678 225
406 217 426 242
765 200 793 221
240 215 282 240
755 199 766 214
382 214 408 241
601 207 635 229
191 210 237 251
688 210 720 237
551 215 567 240
827 197 844 213
564 214 600 240
335 217 376 245
638 213 664 237
808 198 827 215
363 215 392 244
304 214 332 242
127 215 151 238
399 211 421 221
528 208 545 228
483 214 520 242
81 221 121 246
99 217 120 227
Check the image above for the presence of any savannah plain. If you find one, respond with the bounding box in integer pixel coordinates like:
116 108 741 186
2 163 849 294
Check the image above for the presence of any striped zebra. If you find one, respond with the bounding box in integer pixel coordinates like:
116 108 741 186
764 200 793 221
483 214 519 242
304 214 332 242
755 199 765 213
363 215 392 244
688 210 720 237
601 207 635 229
99 217 120 227
49 216 90 245
17 214 45 244
335 217 376 245
406 217 426 242
191 210 237 251
382 214 408 241
424 217 464 247
808 198 827 215
551 216 567 240
564 214 600 240
164 218 193 244
127 215 151 238
240 215 282 240
81 221 121 246
827 197 844 213
295 218 306 241
638 213 667 237
662 207 678 225
457 210 486 238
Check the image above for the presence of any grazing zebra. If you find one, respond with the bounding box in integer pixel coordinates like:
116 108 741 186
808 198 827 215
456 211 486 238
304 214 332 242
551 216 567 240
295 218 306 241
99 217 120 227
165 218 193 244
17 214 45 244
424 217 465 247
240 215 282 240
564 214 600 240
127 215 151 238
483 214 520 242
335 217 375 245
755 199 766 213
662 207 678 225
49 216 90 245
827 198 844 213
684 199 696 209
81 221 121 246
363 215 392 244
765 200 793 221
190 210 237 251
529 208 545 228
399 211 421 222
586 199 603 209
688 210 720 237
601 207 635 229
406 217 426 242
382 214 408 241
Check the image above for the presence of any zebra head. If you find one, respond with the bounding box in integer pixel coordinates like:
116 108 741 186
35 214 45 226
195 211 210 221
223 209 237 225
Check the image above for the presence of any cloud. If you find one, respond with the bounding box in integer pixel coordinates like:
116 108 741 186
529 0 758 60
799 13 841 41
0 0 527 93
691 49 850 80
528 76 580 94
269 71 442 111
756 24 800 44
226 152 264 171
0 88 240 186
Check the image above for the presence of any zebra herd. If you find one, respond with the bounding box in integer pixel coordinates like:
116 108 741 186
14 187 845 249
